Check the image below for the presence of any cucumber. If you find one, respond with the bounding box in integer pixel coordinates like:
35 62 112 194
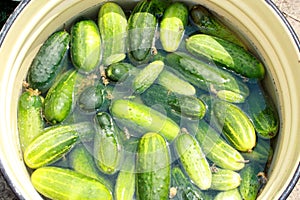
110 99 180 141
174 133 212 190
186 34 265 79
212 100 256 152
160 2 188 52
190 5 245 47
105 62 137 82
98 2 127 66
127 0 158 64
210 168 241 191
195 120 245 171
27 30 70 93
93 112 123 175
70 19 101 73
214 188 242 200
44 69 78 124
31 166 113 200
165 52 249 103
24 122 93 169
132 60 164 94
136 132 170 200
239 163 264 200
243 84 279 139
17 88 44 152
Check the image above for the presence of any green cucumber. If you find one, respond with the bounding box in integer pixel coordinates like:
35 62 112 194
27 30 70 93
44 69 78 124
239 163 264 200
70 19 101 73
165 52 249 103
212 100 256 152
24 122 93 169
210 168 241 191
31 166 113 200
17 88 44 152
93 112 123 175
174 133 212 190
214 188 242 200
110 99 180 141
160 2 188 52
186 34 265 79
132 60 164 94
195 120 246 171
98 2 127 66
243 84 279 139
190 5 245 47
136 132 171 200
105 62 137 82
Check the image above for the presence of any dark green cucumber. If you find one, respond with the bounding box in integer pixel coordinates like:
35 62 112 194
186 34 265 79
239 163 264 200
27 30 70 93
195 120 246 171
160 2 188 52
93 112 123 175
110 99 180 141
214 188 242 200
212 100 256 152
31 166 113 200
17 88 44 152
127 0 158 64
98 2 127 66
70 19 101 73
136 132 171 200
24 122 93 169
132 60 164 94
171 166 205 200
165 52 249 103
190 5 245 47
174 133 212 190
44 69 78 124
210 168 241 191
243 84 279 139
105 62 137 82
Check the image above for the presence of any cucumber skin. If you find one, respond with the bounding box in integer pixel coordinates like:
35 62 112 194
94 112 123 175
98 2 127 66
212 100 256 152
214 188 242 200
174 133 212 190
165 52 249 103
136 132 171 200
70 19 101 73
31 167 113 200
186 34 265 79
195 120 245 171
105 62 137 82
27 30 70 93
160 2 188 52
110 99 180 141
210 168 242 191
44 69 78 124
17 89 44 152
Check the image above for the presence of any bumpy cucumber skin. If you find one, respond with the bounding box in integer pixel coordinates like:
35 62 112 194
186 34 265 79
110 99 180 141
210 168 242 191
160 2 188 52
27 30 70 93
105 62 137 82
195 120 245 171
213 100 256 152
70 19 101 73
165 52 249 103
136 132 170 200
174 133 212 190
31 167 113 200
17 89 44 152
94 112 123 175
98 2 127 66
190 5 245 48
133 60 164 94
44 70 77 124
214 188 242 200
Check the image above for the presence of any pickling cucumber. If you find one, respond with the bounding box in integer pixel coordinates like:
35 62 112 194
210 168 241 191
214 188 242 200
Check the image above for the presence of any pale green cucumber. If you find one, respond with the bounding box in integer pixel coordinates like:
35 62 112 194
210 168 241 191
214 188 242 200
